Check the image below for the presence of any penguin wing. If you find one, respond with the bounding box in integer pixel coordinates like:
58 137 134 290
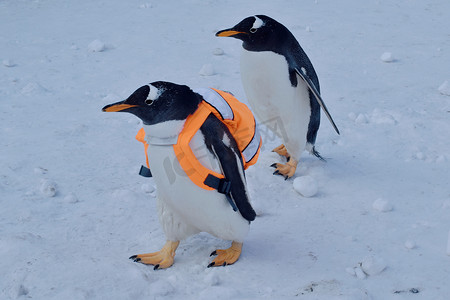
294 67 340 135
200 115 256 222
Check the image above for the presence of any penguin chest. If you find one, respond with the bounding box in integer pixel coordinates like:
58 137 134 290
146 131 249 242
240 49 311 156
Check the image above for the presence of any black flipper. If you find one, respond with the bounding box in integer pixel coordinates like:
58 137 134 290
294 67 340 135
200 115 256 222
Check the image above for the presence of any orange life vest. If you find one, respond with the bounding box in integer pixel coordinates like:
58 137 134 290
135 88 261 191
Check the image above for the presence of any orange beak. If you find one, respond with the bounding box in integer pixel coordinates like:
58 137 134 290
216 30 246 37
102 103 138 112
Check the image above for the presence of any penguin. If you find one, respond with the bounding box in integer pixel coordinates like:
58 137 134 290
102 81 256 269
216 15 339 178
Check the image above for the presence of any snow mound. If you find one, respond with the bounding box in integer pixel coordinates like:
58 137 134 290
88 39 106 52
199 64 216 76
141 183 155 193
372 198 393 212
380 52 395 62
3 59 16 67
438 81 450 96
354 267 367 279
63 193 79 203
355 113 369 124
293 175 318 197
139 3 153 9
360 256 387 276
212 48 224 56
405 240 416 249
40 179 57 197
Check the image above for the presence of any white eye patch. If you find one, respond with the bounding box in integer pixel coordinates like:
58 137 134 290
148 84 164 101
251 16 264 31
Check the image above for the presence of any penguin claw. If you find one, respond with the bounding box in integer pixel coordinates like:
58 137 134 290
270 163 278 168
208 242 242 268
210 250 217 257
129 241 179 269
271 159 298 179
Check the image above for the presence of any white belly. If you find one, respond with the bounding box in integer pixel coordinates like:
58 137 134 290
240 49 311 159
146 131 249 242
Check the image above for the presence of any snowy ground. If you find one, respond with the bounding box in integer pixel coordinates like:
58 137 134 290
1 0 450 299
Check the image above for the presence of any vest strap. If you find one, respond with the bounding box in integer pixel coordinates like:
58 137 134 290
139 165 152 177
203 174 237 211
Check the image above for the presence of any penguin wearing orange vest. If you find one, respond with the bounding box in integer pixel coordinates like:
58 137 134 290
102 81 256 269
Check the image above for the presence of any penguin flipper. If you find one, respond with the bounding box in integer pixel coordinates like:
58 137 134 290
294 67 340 135
201 115 256 222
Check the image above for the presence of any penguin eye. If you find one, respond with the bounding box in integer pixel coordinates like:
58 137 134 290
145 99 154 105
250 27 257 33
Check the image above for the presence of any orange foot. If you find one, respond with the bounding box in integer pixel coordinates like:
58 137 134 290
271 159 298 179
130 240 180 270
208 241 242 268
272 144 289 158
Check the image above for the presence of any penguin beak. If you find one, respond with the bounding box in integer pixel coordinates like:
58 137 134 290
216 29 246 37
102 101 138 112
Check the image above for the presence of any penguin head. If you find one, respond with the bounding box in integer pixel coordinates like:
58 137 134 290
102 81 201 125
216 15 289 52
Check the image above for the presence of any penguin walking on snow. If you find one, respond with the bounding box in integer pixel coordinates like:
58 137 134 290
216 15 339 178
102 81 256 269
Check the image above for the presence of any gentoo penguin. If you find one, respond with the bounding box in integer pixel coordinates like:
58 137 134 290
216 15 339 178
102 81 256 269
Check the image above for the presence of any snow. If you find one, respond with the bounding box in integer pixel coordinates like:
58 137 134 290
212 48 225 56
199 63 216 76
360 256 387 276
404 240 416 250
3 59 16 67
1 0 450 299
87 39 106 52
380 52 395 63
447 231 450 256
293 175 318 197
39 179 57 197
354 267 367 280
372 198 393 212
438 80 450 96
141 183 155 194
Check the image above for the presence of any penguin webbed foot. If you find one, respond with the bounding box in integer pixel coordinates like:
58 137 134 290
129 240 180 270
207 241 242 268
270 159 298 179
